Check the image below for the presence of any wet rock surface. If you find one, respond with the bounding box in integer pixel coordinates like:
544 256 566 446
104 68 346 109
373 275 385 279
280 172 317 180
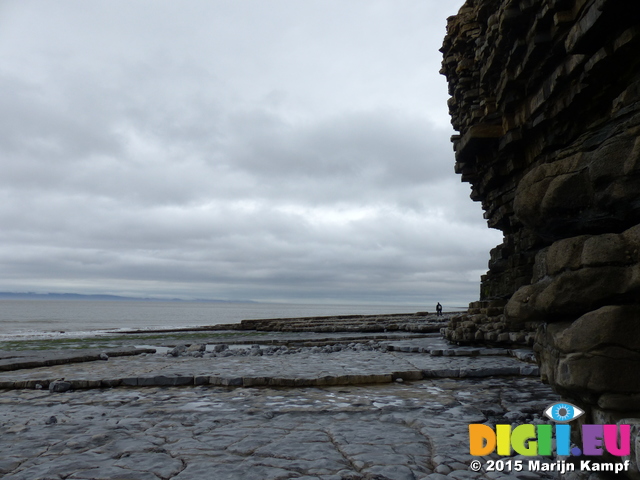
0 334 560 480
0 337 539 390
0 347 156 372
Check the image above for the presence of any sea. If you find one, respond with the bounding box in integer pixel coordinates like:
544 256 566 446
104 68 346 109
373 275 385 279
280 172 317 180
0 300 430 341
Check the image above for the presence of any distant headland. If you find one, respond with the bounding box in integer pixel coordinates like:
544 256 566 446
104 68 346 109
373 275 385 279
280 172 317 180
0 292 256 303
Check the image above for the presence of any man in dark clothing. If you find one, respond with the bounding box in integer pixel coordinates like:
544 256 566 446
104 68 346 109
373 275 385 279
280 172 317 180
436 302 443 316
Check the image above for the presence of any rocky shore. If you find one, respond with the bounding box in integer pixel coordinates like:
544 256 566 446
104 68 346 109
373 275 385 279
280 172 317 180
440 0 640 466
0 314 564 480
116 312 453 335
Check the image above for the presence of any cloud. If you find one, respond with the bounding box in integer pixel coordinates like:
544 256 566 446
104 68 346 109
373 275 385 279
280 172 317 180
0 0 498 306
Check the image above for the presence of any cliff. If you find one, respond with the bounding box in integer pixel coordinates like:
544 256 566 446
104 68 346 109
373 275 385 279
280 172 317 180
441 0 640 474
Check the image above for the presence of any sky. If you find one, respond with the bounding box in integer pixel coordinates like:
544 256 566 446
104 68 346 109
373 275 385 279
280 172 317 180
0 0 502 307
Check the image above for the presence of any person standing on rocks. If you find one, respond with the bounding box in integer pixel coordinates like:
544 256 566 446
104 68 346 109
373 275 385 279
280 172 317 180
436 303 443 316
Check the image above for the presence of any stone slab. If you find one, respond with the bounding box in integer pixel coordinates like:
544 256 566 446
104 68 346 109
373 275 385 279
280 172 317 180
0 338 539 390
0 347 155 372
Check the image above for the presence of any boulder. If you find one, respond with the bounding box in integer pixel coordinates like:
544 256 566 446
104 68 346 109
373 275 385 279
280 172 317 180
49 380 72 393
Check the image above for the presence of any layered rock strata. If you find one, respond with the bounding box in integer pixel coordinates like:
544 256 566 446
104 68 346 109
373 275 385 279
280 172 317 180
441 0 640 473
228 312 447 333
138 313 449 334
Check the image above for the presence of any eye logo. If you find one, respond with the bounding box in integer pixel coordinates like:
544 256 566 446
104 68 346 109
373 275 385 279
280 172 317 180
544 402 584 423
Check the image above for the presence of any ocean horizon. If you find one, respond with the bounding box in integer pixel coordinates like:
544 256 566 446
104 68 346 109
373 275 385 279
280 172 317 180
0 299 441 340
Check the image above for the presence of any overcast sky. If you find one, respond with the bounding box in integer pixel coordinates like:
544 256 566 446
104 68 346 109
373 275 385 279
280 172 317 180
0 0 501 306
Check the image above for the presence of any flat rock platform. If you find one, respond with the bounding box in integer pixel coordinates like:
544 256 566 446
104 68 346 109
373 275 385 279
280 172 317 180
0 336 538 389
0 329 562 480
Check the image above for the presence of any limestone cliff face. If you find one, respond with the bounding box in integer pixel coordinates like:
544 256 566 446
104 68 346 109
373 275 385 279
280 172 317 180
441 0 640 469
